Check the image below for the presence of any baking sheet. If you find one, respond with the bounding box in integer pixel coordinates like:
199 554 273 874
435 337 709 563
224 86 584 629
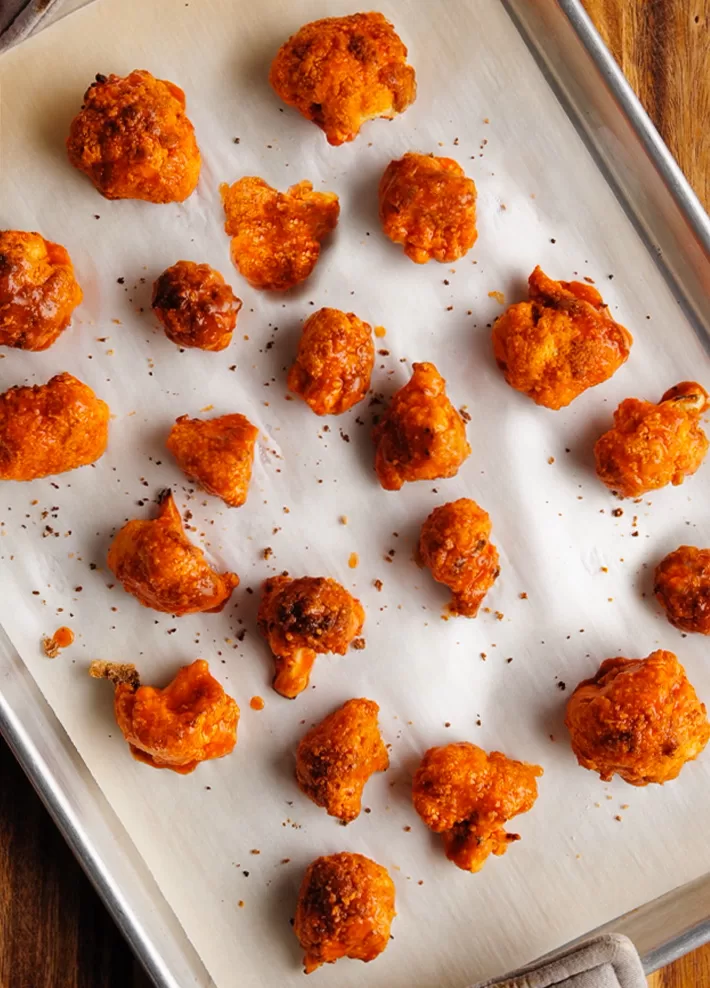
1 1 710 985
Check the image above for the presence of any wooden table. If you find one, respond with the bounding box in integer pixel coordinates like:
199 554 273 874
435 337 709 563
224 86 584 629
1 2 709 986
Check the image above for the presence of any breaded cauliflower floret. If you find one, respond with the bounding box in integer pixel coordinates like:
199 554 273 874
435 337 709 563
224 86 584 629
107 491 239 615
419 499 499 617
412 742 542 872
167 413 257 507
594 382 709 497
152 261 242 351
288 307 374 415
0 373 108 481
220 177 339 291
372 361 471 490
655 546 710 635
270 12 416 146
296 698 388 821
66 70 200 203
379 153 477 263
257 575 365 698
565 650 710 785
0 231 83 350
492 266 632 409
90 659 239 774
294 852 395 974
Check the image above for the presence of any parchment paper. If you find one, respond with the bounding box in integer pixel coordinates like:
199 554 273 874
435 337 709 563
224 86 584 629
1 2 710 985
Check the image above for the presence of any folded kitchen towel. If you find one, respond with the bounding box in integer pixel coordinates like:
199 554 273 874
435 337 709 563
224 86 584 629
471 934 647 988
0 0 92 53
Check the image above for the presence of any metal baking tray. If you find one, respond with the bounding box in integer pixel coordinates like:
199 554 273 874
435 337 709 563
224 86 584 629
1 1 710 985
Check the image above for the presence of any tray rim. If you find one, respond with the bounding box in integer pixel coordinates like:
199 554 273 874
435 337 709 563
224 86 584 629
2 0 710 983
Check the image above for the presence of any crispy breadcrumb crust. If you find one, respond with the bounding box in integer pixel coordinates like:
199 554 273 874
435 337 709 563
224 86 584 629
296 698 388 821
372 362 471 490
412 741 542 872
294 852 395 973
220 177 339 291
379 153 477 263
270 13 415 146
66 70 200 203
288 307 374 415
419 498 499 616
0 373 108 480
492 266 632 409
257 575 365 698
595 382 709 497
565 650 710 785
152 261 241 351
107 491 238 614
0 230 83 350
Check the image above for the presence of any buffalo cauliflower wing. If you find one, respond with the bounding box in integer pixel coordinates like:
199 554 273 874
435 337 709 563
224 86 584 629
269 12 416 146
257 575 365 698
372 361 470 490
0 230 83 350
294 852 395 974
419 499 499 617
378 152 477 264
655 546 710 635
220 177 339 291
492 266 632 409
90 658 238 774
152 261 242 351
412 741 542 872
66 70 200 203
0 373 108 481
296 698 388 821
287 307 375 415
565 650 710 785
107 490 238 615
167 413 258 508
594 381 709 498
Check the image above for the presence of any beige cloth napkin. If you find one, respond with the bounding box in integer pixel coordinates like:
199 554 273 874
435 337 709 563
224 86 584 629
472 934 646 988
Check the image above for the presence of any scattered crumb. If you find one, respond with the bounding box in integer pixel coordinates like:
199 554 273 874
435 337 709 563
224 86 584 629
547 456 555 465
612 508 623 518
352 637 366 650
348 552 359 569
374 326 387 338
339 515 348 525
373 579 383 592
89 660 140 690
487 290 505 305
250 696 265 711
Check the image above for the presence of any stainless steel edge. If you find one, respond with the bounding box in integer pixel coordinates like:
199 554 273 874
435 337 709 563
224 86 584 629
503 0 710 973
1 1 710 984
557 0 710 259
0 625 214 988
504 0 710 346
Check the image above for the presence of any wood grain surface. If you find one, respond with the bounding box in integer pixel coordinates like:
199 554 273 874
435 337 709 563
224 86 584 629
1 2 709 986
